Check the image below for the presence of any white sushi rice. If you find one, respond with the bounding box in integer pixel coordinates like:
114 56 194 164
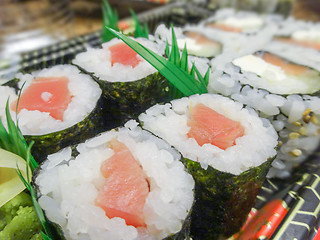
155 24 224 58
208 46 320 177
231 53 320 95
139 94 278 175
0 65 102 135
36 120 194 240
73 37 165 82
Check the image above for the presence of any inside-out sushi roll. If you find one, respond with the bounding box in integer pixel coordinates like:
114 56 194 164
203 8 276 34
208 43 320 178
232 51 320 95
73 37 170 125
274 17 320 51
155 24 222 58
139 94 278 239
35 120 195 240
0 64 105 162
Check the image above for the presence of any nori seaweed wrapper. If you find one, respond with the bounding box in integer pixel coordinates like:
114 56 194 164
1 74 115 163
32 125 195 240
25 94 113 163
77 67 172 126
181 157 274 240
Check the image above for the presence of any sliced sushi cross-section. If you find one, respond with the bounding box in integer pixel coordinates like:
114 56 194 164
232 51 320 95
35 121 195 240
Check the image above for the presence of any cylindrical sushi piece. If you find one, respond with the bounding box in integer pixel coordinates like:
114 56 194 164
209 45 320 178
138 94 278 239
0 64 107 162
155 24 223 59
274 17 320 52
198 8 282 53
72 37 171 125
202 8 280 34
35 120 195 240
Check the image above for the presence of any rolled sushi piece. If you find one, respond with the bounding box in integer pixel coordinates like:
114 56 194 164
202 8 280 34
35 120 195 240
72 37 170 125
198 8 281 54
155 24 223 59
0 64 106 162
209 44 320 178
139 94 278 239
274 17 320 52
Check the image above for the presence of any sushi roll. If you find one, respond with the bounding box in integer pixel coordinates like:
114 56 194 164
0 64 106 162
199 8 281 54
139 94 278 239
35 120 195 240
73 37 171 125
155 24 223 59
275 17 320 52
203 8 280 35
209 44 320 178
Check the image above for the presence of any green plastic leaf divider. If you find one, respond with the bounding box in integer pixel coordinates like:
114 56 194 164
129 9 149 39
101 0 119 42
0 100 38 171
0 99 54 239
106 27 208 96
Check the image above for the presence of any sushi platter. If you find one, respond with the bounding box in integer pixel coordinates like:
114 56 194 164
1 1 320 240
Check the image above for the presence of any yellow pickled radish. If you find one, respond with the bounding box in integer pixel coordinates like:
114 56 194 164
0 148 31 208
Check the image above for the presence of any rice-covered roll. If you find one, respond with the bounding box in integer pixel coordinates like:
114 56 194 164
198 8 281 54
203 8 280 34
73 37 171 125
275 17 320 52
155 24 223 59
139 94 278 239
209 44 320 178
35 120 195 240
0 64 106 162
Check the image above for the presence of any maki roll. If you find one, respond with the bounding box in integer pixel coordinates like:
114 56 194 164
275 17 320 52
73 37 170 125
155 24 223 59
0 64 106 162
209 43 320 178
203 8 279 35
35 120 195 240
139 94 278 239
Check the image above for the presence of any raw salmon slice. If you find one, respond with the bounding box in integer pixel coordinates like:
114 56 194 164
257 52 310 76
275 37 320 51
96 139 149 228
11 77 72 121
187 103 245 150
109 42 142 68
206 22 243 33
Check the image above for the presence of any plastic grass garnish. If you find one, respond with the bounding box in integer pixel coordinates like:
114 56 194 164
101 0 119 42
0 100 37 171
129 9 149 39
0 100 55 240
107 27 209 96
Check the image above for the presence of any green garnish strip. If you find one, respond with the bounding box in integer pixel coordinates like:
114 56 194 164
101 0 149 42
0 100 54 240
107 27 209 96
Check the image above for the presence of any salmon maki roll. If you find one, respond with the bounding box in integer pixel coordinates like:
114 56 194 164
209 42 320 178
73 37 171 125
139 93 278 239
0 65 106 162
35 120 195 240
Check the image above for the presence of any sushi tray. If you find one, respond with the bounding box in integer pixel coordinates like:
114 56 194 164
1 1 320 240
